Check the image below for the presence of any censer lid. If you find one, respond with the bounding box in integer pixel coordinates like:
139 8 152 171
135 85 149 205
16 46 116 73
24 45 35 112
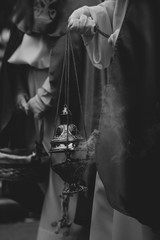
50 105 84 153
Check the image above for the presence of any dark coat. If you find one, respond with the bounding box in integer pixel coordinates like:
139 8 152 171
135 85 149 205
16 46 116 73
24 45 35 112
96 0 160 230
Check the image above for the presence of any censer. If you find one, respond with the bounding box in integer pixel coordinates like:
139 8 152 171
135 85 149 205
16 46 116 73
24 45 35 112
50 104 88 194
49 30 90 234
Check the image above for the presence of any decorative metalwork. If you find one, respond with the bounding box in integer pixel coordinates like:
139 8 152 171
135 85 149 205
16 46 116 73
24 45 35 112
50 105 83 153
50 104 88 193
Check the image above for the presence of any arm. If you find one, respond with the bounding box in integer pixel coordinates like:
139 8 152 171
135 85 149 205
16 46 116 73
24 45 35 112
27 77 53 119
68 0 127 69
8 31 53 119
83 2 115 69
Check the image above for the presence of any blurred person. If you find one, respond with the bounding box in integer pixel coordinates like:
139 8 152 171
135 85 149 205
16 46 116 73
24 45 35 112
0 0 47 217
0 0 106 239
68 0 160 240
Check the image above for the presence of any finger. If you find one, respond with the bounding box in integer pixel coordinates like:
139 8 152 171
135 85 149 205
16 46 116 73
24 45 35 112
68 9 82 28
68 18 74 29
84 18 96 35
68 19 80 31
78 15 88 34
90 19 96 34
79 14 88 24
69 9 81 21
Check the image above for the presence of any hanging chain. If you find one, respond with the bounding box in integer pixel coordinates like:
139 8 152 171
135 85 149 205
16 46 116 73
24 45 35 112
68 31 88 141
53 30 88 143
52 33 69 139
66 30 70 153
53 24 109 139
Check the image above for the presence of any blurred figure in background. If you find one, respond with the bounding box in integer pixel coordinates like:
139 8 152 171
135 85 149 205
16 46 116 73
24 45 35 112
0 0 45 217
0 0 106 239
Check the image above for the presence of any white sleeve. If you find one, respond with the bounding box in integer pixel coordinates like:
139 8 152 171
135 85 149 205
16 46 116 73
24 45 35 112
82 1 116 69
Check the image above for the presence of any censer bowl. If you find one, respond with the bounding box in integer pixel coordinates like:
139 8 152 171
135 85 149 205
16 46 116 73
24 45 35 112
51 158 88 185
